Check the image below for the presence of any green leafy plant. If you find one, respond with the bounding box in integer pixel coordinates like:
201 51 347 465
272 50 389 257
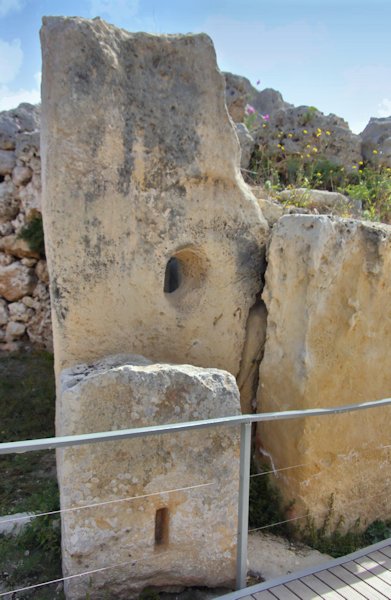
244 115 391 223
249 461 293 537
18 214 45 256
298 495 391 558
301 106 319 125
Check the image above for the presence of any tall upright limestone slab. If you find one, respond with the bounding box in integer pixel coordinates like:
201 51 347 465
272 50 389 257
40 17 268 380
257 215 391 528
58 356 241 599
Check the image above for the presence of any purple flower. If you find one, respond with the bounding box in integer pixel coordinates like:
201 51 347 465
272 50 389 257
261 113 270 121
245 104 256 115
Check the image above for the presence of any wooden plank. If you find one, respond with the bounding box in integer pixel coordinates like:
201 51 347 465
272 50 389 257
252 592 278 600
329 565 388 600
343 559 391 597
263 584 301 599
285 578 322 599
215 540 391 600
368 549 391 569
315 569 367 599
300 574 346 598
355 555 391 585
379 545 391 559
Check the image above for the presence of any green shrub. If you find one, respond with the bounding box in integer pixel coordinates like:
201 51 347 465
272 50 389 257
249 462 293 537
18 215 45 256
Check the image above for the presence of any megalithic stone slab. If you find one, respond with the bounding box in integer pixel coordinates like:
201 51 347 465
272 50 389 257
58 355 241 598
256 215 391 529
40 16 268 378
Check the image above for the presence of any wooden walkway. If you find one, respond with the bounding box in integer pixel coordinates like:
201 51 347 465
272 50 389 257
218 538 391 600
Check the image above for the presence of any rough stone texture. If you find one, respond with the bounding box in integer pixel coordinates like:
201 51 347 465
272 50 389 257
58 355 241 599
224 73 291 123
0 262 37 301
12 165 33 186
0 103 52 351
277 188 362 217
223 74 361 172
256 197 284 226
257 215 391 528
361 116 391 167
5 320 26 339
234 123 255 169
0 149 16 175
0 234 40 259
0 298 8 325
253 106 362 171
236 299 267 414
40 17 268 378
0 180 19 222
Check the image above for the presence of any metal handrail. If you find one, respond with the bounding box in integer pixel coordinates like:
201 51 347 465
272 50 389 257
1 395 391 592
1 396 391 455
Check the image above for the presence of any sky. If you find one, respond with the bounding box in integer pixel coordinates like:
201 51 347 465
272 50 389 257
0 0 390 134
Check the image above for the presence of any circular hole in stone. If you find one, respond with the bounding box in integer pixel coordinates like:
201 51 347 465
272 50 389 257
163 246 208 296
164 257 181 293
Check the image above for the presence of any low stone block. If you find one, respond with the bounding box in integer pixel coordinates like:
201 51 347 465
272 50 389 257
58 355 241 599
0 262 37 301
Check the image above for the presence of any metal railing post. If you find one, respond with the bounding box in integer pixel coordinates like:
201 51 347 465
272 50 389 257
236 421 252 590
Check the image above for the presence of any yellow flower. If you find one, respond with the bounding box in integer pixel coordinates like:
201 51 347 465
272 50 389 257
359 161 363 165
352 165 357 169
288 133 293 138
312 147 318 153
373 149 378 154
306 143 311 148
317 128 322 133
303 129 308 134
359 169 363 173
326 130 331 135
316 172 322 176
306 153 311 158
262 123 267 128
316 132 322 137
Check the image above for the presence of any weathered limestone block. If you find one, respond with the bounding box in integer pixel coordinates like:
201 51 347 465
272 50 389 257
26 304 53 350
361 116 391 167
257 215 391 528
0 234 40 259
0 298 8 325
277 188 362 217
40 17 268 380
0 262 37 301
5 320 26 339
0 180 19 222
0 149 16 175
234 123 255 169
58 355 241 599
8 301 34 322
12 165 33 186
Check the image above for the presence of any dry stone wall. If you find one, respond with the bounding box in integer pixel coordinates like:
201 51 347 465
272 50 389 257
0 103 52 351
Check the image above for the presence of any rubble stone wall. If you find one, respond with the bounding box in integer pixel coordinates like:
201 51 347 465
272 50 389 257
0 103 52 352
